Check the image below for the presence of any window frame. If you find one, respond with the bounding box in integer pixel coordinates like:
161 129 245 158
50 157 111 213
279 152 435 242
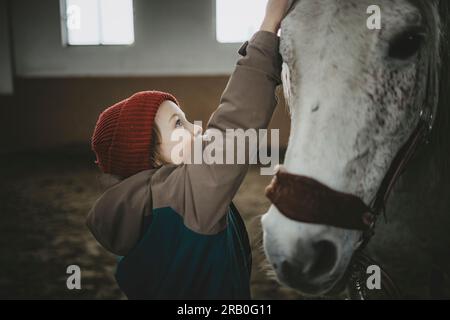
59 0 135 47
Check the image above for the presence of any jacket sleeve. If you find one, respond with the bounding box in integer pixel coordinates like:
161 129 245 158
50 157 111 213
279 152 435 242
86 31 283 255
86 170 154 256
151 31 283 235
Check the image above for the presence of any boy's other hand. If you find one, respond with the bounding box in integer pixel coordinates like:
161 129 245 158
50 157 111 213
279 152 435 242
260 0 293 34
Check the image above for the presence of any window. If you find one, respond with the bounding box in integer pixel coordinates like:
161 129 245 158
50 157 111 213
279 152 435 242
216 0 268 43
62 0 134 45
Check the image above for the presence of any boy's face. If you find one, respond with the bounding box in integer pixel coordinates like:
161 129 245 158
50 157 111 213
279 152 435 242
154 100 202 165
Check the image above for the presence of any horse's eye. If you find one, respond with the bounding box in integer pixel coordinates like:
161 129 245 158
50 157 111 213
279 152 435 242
388 28 425 60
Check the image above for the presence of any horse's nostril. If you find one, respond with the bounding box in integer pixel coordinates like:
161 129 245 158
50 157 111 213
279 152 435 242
308 240 338 278
277 241 338 284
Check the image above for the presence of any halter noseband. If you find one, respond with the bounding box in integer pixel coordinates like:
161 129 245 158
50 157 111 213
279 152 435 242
264 109 434 299
265 106 436 245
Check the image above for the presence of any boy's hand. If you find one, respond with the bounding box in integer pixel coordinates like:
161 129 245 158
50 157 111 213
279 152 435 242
260 0 292 34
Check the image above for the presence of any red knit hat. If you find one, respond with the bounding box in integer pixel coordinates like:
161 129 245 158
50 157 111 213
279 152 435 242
91 90 179 178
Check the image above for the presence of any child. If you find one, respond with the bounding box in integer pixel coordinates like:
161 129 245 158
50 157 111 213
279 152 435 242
87 0 291 299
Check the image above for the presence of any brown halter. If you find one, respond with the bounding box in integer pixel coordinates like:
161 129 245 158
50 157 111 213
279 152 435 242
265 108 436 245
264 111 435 299
266 0 439 245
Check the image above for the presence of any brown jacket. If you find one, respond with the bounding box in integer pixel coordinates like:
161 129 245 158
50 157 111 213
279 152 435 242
86 31 283 257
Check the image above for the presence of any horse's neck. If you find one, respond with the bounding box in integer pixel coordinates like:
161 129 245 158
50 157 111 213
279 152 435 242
368 124 450 297
391 131 450 234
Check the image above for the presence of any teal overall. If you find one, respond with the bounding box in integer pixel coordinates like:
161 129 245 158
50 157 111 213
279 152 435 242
115 203 252 299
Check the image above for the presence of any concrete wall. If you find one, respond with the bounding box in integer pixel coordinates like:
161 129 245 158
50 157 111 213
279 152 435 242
0 76 290 154
11 0 242 77
0 0 291 154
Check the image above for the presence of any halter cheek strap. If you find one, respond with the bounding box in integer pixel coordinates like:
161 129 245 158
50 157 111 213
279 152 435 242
371 114 433 215
265 113 432 244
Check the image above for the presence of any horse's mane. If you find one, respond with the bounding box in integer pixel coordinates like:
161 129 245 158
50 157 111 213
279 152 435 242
409 0 450 182
431 1 450 172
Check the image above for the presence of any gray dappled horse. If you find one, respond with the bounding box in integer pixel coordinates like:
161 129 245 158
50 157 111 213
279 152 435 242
262 0 450 298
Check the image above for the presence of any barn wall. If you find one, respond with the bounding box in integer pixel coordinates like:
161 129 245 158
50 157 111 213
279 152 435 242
0 77 290 154
0 0 291 154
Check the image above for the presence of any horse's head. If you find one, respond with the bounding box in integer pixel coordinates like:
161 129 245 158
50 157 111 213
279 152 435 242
262 0 443 295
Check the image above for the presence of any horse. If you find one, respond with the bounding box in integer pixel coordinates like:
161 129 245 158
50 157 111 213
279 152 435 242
261 0 450 298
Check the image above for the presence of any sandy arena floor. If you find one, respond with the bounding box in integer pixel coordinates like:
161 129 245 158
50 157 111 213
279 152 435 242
0 148 303 299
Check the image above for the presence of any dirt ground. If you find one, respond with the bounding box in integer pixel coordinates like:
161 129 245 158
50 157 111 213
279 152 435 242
0 147 303 299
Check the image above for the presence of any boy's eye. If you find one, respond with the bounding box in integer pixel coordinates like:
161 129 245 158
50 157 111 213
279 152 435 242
175 119 183 128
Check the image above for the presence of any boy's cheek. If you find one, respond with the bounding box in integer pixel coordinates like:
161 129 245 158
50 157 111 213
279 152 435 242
181 134 195 164
159 144 174 165
164 131 193 165
166 142 183 165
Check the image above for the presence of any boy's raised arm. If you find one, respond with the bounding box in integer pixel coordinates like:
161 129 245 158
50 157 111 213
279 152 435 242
86 31 283 255
152 30 283 234
86 1 292 255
